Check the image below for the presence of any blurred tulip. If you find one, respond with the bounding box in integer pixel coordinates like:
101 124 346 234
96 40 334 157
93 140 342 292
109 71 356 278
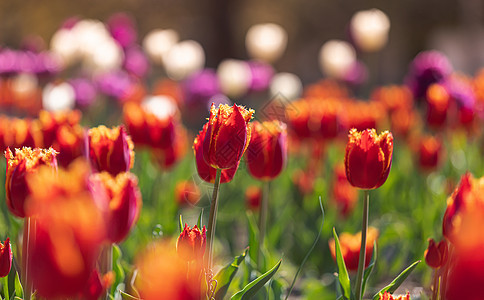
246 120 287 180
176 224 206 262
424 238 448 269
417 135 442 171
345 129 393 190
151 124 187 170
350 9 390 52
217 59 251 98
25 160 107 299
91 172 142 243
329 227 379 271
319 40 356 80
269 72 302 101
175 181 201 207
332 163 358 217
426 83 450 129
55 124 86 168
340 101 385 132
193 123 239 183
107 13 137 49
79 269 114 300
378 292 410 300
371 85 414 114
5 147 57 218
123 46 150 78
0 238 12 277
442 172 472 243
88 125 134 175
201 103 254 169
247 60 274 92
245 185 262 211
136 241 202 300
245 23 287 63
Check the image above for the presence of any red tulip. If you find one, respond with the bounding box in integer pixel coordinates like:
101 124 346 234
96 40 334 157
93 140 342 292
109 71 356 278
378 292 410 300
176 224 207 262
442 173 472 242
193 123 239 184
0 238 12 277
329 227 379 272
5 147 58 218
426 83 449 129
345 128 393 190
245 185 262 211
424 238 448 269
201 103 254 169
246 120 287 180
417 135 442 171
332 163 358 217
175 181 201 207
91 172 142 244
88 125 134 175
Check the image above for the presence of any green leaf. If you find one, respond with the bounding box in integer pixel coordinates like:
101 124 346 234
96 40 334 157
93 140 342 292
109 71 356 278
372 260 421 300
197 209 204 228
13 271 22 300
246 211 260 267
231 259 282 300
361 242 377 299
2 274 8 300
120 290 140 300
179 215 184 232
213 248 248 300
110 244 126 296
333 228 353 300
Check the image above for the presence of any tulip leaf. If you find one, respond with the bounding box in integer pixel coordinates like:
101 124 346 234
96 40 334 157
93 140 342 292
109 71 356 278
230 259 282 300
110 244 125 297
333 228 353 300
120 290 140 300
213 247 248 300
179 215 184 233
361 242 377 299
12 271 22 300
1 274 8 300
197 209 204 228
246 211 260 267
371 260 420 300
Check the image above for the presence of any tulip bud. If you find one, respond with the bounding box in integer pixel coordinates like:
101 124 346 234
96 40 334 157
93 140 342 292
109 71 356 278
345 128 393 190
329 227 379 271
91 172 142 243
245 185 262 211
176 224 206 262
88 125 134 175
201 103 254 170
425 238 448 269
246 120 287 180
378 292 410 300
0 238 12 277
5 147 58 218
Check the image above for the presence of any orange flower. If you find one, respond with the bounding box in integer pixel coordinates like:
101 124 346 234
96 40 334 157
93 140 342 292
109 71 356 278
245 185 262 211
5 147 57 218
55 124 86 168
329 227 379 272
345 128 393 190
426 83 450 129
193 123 239 184
175 181 201 207
90 172 142 244
378 291 410 300
0 238 12 278
25 160 107 299
176 224 207 262
136 241 203 300
424 238 448 269
371 85 414 113
201 103 254 169
331 163 358 217
246 120 287 180
38 110 82 148
417 135 442 171
88 125 135 175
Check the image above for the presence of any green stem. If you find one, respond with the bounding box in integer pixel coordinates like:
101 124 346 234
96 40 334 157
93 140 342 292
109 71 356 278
205 169 222 273
2 274 9 300
257 181 270 270
355 190 369 300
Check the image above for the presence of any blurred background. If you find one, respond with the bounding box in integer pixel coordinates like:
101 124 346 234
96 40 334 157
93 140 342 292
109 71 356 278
1 0 483 85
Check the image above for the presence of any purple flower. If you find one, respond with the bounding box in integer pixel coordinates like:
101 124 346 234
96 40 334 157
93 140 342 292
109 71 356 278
96 70 134 100
107 13 137 49
183 69 220 106
70 78 98 106
444 76 475 110
123 46 149 78
343 60 368 88
247 60 274 92
406 50 453 99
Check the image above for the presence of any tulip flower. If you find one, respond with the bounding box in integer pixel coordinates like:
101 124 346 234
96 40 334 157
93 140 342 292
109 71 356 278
54 124 86 168
88 125 134 175
345 128 393 190
332 163 358 218
25 159 107 299
175 181 201 207
91 172 142 244
417 135 442 171
151 124 187 170
0 238 12 277
425 238 448 269
245 185 262 211
442 173 473 242
329 227 379 271
426 83 450 129
201 103 254 169
378 292 410 300
176 224 207 262
38 109 82 148
193 123 239 184
246 120 287 180
5 147 58 218
136 241 202 300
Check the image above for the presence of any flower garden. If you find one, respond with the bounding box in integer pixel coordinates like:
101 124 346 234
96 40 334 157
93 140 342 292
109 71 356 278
0 7 483 300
